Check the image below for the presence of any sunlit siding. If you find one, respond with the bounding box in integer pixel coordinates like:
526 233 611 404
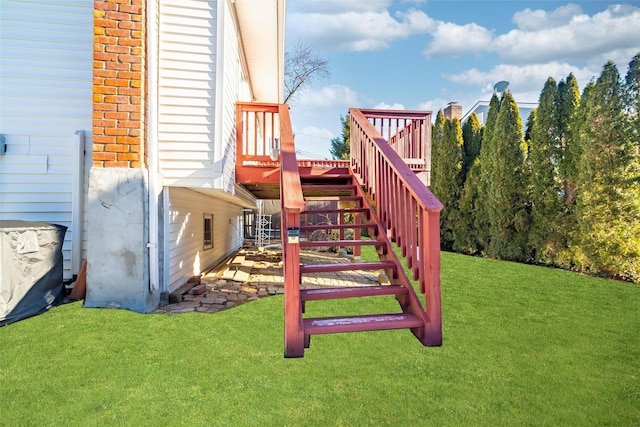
166 187 244 292
158 0 218 187
218 0 246 193
0 0 93 279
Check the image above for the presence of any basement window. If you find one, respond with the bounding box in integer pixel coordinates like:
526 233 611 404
203 214 213 250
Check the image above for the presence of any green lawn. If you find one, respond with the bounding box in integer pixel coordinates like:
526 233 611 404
1 251 638 426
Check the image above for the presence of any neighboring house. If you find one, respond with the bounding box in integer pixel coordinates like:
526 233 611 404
0 0 286 312
461 100 538 127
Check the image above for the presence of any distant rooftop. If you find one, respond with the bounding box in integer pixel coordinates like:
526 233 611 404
461 100 538 127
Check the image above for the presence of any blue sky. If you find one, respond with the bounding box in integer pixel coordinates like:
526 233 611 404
284 0 640 159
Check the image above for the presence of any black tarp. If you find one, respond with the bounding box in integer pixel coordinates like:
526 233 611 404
0 220 67 326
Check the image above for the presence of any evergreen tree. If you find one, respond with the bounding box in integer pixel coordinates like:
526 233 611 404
625 52 640 141
475 94 501 250
430 110 446 174
430 117 463 250
574 60 640 282
556 73 582 268
329 114 350 160
486 92 530 261
453 158 482 254
454 112 483 254
528 78 564 263
461 113 482 182
557 73 581 207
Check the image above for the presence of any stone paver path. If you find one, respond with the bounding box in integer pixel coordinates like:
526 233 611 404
155 245 383 314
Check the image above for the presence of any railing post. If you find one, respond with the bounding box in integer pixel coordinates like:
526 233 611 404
423 210 442 346
278 104 306 358
283 207 304 357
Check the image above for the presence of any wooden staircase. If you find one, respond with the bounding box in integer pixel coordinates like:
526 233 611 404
283 170 439 357
235 102 442 358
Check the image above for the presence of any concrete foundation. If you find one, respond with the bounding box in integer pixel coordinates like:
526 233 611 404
84 167 159 312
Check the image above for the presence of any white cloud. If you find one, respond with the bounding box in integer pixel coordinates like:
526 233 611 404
287 8 434 52
494 4 640 65
287 0 391 14
373 102 405 110
512 3 583 31
295 84 359 109
422 21 494 58
416 98 453 113
443 62 594 98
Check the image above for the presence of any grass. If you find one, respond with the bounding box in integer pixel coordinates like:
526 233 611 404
1 250 639 426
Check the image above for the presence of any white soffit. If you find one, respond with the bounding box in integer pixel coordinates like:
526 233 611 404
233 0 285 103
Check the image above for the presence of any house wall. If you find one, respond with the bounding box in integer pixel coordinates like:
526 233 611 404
158 0 219 187
166 187 244 292
158 0 249 192
0 0 93 280
86 0 159 312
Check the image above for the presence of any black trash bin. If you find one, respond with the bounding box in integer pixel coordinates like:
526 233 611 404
0 220 67 326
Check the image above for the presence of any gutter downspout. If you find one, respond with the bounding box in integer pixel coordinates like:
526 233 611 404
147 0 160 294
213 0 226 189
72 130 85 278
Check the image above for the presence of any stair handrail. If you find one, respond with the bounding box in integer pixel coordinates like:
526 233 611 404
350 108 443 342
278 104 305 357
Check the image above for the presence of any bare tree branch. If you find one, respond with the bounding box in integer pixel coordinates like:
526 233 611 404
284 42 330 104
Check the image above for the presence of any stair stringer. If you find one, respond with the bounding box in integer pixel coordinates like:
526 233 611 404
349 171 431 344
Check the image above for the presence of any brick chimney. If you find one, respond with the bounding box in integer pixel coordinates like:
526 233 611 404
443 102 462 120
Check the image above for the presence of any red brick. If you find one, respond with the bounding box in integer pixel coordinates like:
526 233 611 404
105 28 131 37
94 18 118 28
117 104 140 112
104 127 129 136
104 78 130 87
94 85 117 95
118 87 140 96
94 35 117 45
118 54 141 64
118 153 140 161
119 21 142 30
95 69 118 78
106 45 130 54
105 62 130 71
105 144 131 153
94 52 117 62
120 4 142 14
94 103 117 111
93 152 117 162
95 1 117 11
105 111 129 120
106 11 132 21
104 161 130 167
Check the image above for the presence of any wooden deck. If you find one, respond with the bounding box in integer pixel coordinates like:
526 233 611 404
235 102 443 357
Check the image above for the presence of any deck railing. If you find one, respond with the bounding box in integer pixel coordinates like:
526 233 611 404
236 102 281 167
276 104 305 357
358 109 431 172
236 102 305 354
350 108 443 342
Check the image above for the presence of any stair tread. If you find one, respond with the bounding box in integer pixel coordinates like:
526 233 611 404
300 223 370 230
303 313 423 334
299 239 382 247
299 173 352 179
301 208 368 215
301 285 407 301
300 261 395 274
305 196 362 202
302 184 357 191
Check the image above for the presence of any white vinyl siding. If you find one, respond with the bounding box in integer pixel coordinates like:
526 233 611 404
158 0 219 187
218 1 246 194
166 187 244 292
0 0 93 279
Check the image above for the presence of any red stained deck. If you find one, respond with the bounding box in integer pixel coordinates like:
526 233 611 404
235 102 442 357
